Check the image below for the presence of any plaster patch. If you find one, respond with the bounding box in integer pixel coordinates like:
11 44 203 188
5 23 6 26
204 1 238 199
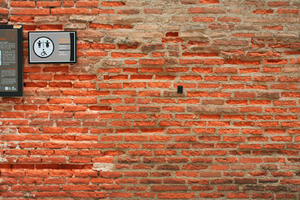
93 163 114 172
0 157 7 162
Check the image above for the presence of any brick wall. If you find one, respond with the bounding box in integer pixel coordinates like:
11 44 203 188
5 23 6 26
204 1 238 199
0 0 300 199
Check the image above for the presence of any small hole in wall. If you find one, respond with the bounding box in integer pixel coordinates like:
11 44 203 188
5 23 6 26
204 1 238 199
177 85 183 94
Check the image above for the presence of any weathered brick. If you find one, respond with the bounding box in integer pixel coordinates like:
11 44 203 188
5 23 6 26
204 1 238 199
1 0 299 199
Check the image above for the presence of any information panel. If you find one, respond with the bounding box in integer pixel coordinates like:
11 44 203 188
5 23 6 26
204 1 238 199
0 25 23 97
28 31 76 64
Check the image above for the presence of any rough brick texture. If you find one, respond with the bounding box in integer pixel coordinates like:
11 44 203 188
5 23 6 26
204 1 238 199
1 0 300 199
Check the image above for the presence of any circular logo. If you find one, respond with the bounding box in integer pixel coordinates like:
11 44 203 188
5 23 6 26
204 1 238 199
33 37 54 58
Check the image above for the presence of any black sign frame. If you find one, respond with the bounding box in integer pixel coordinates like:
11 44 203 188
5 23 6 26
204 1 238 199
28 31 77 64
0 25 23 97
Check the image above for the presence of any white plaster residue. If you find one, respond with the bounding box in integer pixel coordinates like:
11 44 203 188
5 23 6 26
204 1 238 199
0 157 7 162
93 163 114 172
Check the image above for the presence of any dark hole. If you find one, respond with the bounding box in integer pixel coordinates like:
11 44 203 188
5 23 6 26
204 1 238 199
177 85 183 94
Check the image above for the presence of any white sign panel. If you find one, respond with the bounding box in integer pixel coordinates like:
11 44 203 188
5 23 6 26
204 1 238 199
28 31 76 64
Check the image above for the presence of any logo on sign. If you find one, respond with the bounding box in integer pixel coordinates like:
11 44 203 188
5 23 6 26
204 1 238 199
33 37 54 58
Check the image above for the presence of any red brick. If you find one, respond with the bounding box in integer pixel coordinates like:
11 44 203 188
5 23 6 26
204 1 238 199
102 1 125 7
199 0 219 3
117 9 139 14
253 9 274 14
10 1 35 7
158 193 194 199
199 193 224 198
37 1 61 7
268 1 290 7
227 193 249 198
76 1 99 7
51 8 90 15
11 8 49 15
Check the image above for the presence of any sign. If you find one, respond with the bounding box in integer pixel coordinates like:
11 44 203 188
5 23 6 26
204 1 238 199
0 25 23 97
28 31 76 64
